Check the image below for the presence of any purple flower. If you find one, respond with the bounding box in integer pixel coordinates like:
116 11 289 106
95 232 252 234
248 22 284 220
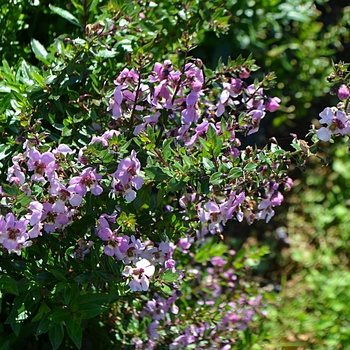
198 201 225 233
316 107 350 141
152 80 172 108
169 327 196 349
225 191 245 221
164 259 176 269
211 256 227 267
134 112 160 135
244 84 264 110
28 223 43 239
111 150 143 201
96 216 114 241
108 85 124 119
148 321 159 339
104 235 130 259
256 183 284 223
123 258 155 291
216 79 243 117
239 68 250 78
27 201 44 226
124 235 145 264
265 97 281 112
41 202 74 233
68 167 103 196
247 109 266 135
181 103 200 125
27 148 56 182
177 237 192 251
53 144 75 155
184 62 204 92
338 84 350 100
0 213 29 253
114 67 139 85
7 155 25 185
141 299 165 320
50 174 83 211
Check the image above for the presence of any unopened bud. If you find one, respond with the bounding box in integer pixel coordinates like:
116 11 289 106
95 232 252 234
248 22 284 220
338 84 350 100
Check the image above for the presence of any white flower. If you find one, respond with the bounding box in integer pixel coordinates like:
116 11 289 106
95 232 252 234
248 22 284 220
123 258 155 291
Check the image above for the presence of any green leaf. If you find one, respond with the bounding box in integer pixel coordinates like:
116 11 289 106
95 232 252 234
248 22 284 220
49 308 71 323
15 192 32 209
32 302 51 322
202 157 215 172
2 184 18 197
206 124 217 143
49 5 82 27
160 270 180 283
154 282 173 296
49 322 64 350
0 275 19 296
167 178 185 192
69 291 113 319
287 11 311 23
36 314 50 335
0 93 12 114
244 162 257 172
30 39 49 64
66 318 83 349
94 49 118 58
74 272 94 284
210 172 223 185
162 138 174 161
228 167 243 179
78 303 108 319
213 137 223 158
77 292 112 305
145 166 169 181
1 58 14 81
30 71 46 87
102 151 114 163
11 322 21 337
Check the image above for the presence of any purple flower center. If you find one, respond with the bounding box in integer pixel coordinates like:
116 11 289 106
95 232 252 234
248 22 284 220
34 161 46 175
59 189 70 201
332 117 345 130
133 268 144 278
211 212 220 222
81 175 93 186
114 183 124 192
7 227 20 240
127 166 137 176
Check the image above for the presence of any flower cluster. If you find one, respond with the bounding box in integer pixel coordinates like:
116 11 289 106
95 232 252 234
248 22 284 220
107 59 281 146
129 250 265 349
2 138 144 254
0 55 290 349
96 213 179 291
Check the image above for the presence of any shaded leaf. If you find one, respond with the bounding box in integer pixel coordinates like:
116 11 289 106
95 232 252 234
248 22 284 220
49 322 64 350
30 39 49 64
49 5 81 27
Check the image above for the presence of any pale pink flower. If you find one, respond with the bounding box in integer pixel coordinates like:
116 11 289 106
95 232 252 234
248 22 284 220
123 258 155 291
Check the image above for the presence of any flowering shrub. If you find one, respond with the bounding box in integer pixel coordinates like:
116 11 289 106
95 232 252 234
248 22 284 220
0 2 348 349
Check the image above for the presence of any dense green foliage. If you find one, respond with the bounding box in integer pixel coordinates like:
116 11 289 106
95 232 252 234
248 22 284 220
1 1 350 349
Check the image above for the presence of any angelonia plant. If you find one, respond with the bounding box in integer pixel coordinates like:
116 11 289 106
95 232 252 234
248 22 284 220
0 6 342 350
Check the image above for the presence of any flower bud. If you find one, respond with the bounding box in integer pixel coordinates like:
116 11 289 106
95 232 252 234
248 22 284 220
338 84 350 100
265 97 281 112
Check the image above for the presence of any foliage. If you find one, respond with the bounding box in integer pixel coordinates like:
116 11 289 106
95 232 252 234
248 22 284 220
3 0 350 129
0 1 301 349
2 1 350 349
262 83 350 347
